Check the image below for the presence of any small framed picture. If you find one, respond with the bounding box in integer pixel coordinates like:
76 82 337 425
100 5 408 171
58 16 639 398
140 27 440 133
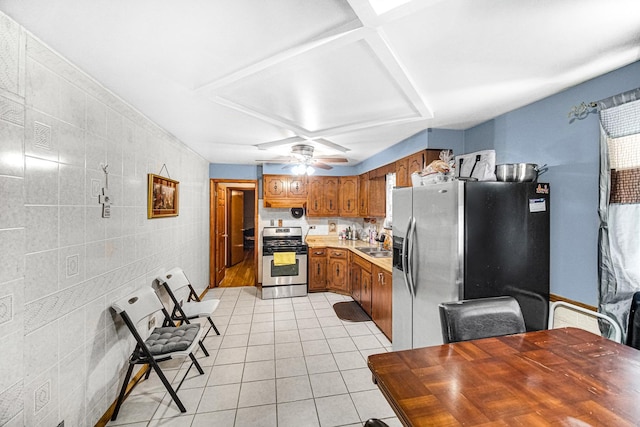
148 174 179 218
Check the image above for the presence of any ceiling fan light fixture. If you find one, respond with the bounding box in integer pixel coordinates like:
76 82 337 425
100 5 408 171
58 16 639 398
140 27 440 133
291 164 315 175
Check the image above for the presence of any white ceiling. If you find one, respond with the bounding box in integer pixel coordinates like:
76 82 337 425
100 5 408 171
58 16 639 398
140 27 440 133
1 0 639 165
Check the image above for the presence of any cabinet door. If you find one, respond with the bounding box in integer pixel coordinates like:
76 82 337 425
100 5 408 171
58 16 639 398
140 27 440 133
288 177 307 198
407 151 425 175
350 263 361 303
264 175 287 199
306 176 324 217
395 158 409 187
358 173 369 217
339 176 358 217
372 265 392 340
360 270 372 316
323 177 339 216
368 176 386 218
328 258 348 293
309 249 327 292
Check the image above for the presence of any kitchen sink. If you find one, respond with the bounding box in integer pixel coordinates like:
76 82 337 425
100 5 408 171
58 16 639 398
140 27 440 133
356 247 392 258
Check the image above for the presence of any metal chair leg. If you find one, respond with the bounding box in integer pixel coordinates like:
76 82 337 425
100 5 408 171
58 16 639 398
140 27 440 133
111 363 135 421
198 339 210 357
149 358 186 413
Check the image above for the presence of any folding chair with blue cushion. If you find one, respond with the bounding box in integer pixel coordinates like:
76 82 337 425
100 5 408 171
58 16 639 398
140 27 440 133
111 286 205 421
157 267 221 348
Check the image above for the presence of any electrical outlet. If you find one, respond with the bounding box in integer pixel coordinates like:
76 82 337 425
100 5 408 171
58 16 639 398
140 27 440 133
309 225 316 229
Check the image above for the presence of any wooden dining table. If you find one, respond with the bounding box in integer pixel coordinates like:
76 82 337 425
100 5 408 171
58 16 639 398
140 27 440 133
367 327 640 426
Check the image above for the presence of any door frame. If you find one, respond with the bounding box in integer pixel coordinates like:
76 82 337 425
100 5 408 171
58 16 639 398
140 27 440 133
209 179 258 288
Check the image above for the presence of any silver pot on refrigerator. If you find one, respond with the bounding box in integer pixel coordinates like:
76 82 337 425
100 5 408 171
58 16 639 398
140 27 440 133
495 163 547 182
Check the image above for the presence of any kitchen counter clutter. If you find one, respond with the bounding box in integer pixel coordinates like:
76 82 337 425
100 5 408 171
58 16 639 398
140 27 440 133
305 236 392 272
306 235 393 340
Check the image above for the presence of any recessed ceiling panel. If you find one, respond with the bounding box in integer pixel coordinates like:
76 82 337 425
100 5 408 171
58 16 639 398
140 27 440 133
213 38 420 133
382 0 640 128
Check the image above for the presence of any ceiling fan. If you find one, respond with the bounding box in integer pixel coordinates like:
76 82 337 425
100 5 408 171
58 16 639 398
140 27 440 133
257 144 349 173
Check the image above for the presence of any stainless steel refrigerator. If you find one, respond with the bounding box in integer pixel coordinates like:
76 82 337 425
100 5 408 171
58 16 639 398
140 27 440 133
392 180 550 350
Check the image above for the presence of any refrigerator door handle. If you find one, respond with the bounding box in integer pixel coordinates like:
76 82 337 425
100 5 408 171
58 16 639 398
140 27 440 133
402 216 414 298
406 216 417 297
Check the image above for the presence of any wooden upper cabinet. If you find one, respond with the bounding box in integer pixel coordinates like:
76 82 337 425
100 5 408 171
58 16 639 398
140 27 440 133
306 176 324 216
264 175 288 199
358 173 369 217
324 176 339 217
288 177 307 197
395 158 409 187
263 174 307 207
307 176 338 217
339 176 358 217
396 149 450 188
407 151 425 176
368 175 386 218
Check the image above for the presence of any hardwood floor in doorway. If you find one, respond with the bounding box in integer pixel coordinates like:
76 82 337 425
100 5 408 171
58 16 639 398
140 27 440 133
219 249 256 287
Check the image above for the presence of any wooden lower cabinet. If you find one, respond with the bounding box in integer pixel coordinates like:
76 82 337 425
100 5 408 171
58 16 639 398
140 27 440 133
327 248 349 293
372 264 392 340
351 254 372 316
308 248 327 292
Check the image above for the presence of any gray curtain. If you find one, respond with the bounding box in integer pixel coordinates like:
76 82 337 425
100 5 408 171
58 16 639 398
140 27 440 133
598 87 640 341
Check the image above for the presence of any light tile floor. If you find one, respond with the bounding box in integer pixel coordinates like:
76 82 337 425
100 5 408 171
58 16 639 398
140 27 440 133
107 287 401 427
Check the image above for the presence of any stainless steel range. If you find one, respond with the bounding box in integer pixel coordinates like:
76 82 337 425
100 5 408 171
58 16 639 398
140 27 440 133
261 226 308 299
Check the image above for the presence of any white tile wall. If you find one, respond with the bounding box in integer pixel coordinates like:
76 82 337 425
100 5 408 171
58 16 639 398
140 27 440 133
0 11 210 426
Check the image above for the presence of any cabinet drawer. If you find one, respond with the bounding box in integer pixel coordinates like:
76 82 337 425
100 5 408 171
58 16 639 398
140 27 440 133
328 249 347 258
310 248 327 257
353 254 371 272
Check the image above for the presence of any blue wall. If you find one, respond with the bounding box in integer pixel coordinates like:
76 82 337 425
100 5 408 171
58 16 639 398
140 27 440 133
209 163 260 180
464 60 640 305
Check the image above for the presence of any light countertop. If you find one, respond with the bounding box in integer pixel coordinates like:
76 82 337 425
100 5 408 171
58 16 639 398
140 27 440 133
305 236 393 272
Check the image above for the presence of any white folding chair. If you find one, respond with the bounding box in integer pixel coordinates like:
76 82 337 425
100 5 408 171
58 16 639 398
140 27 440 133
548 300 622 343
111 286 205 421
157 268 221 352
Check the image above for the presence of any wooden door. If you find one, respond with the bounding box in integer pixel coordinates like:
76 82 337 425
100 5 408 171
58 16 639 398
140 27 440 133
288 176 307 198
229 190 245 266
407 151 425 175
339 176 358 217
264 175 287 199
361 270 372 316
328 257 348 292
395 157 409 187
215 183 227 285
368 176 386 218
372 265 392 340
358 173 369 217
306 176 324 216
351 263 361 303
309 248 327 292
324 176 339 216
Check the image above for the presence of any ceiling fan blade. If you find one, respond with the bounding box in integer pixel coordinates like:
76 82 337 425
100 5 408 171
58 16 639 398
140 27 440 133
312 138 350 153
255 156 294 163
313 162 333 170
254 136 304 150
314 156 349 163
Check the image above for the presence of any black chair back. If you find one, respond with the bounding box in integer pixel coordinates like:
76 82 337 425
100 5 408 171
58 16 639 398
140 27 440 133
439 296 526 344
627 292 640 350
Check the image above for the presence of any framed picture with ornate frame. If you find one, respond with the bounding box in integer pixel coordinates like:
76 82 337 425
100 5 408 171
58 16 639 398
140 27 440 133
148 174 179 218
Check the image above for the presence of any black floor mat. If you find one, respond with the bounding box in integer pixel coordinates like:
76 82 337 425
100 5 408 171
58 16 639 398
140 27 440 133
333 301 371 322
